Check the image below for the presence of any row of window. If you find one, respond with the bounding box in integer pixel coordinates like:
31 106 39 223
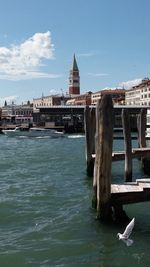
34 103 52 107
15 110 32 115
126 88 150 97
126 101 150 106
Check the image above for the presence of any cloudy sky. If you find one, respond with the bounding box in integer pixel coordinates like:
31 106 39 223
0 0 150 105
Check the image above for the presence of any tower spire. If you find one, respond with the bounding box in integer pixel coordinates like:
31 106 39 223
72 54 79 71
69 54 80 96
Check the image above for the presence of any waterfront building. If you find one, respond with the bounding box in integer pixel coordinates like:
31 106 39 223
125 78 150 106
66 92 92 106
69 54 80 96
125 78 150 129
33 94 71 111
91 88 125 105
1 102 33 124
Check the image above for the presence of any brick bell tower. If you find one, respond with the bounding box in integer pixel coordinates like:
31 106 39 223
69 54 80 96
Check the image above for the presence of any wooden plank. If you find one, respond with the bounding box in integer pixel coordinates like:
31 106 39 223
92 148 150 161
111 178 150 205
138 183 150 188
133 148 150 152
111 184 143 193
111 184 120 193
136 178 150 183
111 190 150 205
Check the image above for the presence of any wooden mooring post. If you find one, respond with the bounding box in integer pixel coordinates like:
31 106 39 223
122 109 132 182
84 106 95 176
94 95 114 221
137 108 146 149
137 108 150 175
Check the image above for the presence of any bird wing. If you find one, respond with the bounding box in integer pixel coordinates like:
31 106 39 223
122 218 135 239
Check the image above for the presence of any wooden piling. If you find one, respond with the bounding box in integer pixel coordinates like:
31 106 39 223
122 109 132 182
84 106 95 176
95 95 114 221
137 109 146 148
92 101 100 208
137 109 150 174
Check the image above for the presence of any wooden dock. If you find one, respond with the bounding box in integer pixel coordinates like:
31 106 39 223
92 147 150 161
84 95 150 222
111 178 150 205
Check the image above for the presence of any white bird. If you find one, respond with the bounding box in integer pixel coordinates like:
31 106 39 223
117 218 135 246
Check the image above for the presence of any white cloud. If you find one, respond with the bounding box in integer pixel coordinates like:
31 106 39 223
88 72 109 77
119 78 142 89
0 31 61 80
0 95 18 105
101 87 116 90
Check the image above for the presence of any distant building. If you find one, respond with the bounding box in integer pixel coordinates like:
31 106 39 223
33 94 71 111
1 102 33 124
91 89 125 105
66 92 92 106
69 54 80 96
125 78 150 106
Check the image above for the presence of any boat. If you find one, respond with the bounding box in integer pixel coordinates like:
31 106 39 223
2 127 27 136
2 126 65 137
29 127 64 137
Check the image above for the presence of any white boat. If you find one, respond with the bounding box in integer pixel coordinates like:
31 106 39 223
29 127 64 137
2 127 64 137
2 127 27 136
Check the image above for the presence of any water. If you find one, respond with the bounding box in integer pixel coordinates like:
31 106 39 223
0 134 150 267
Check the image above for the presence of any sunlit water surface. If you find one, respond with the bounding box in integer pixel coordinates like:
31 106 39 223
0 134 150 267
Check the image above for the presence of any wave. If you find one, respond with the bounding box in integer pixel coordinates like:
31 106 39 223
68 134 85 139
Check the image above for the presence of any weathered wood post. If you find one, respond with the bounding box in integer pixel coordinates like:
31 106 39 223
137 109 146 148
122 109 132 182
95 95 114 221
84 106 96 176
92 101 100 208
137 108 150 174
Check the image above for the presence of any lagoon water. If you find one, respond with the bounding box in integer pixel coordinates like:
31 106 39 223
0 134 150 267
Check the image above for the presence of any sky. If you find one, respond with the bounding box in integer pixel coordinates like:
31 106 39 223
0 0 150 106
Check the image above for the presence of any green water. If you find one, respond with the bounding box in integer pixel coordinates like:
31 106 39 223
0 134 150 267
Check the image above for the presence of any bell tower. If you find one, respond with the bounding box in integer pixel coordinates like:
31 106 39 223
69 54 80 96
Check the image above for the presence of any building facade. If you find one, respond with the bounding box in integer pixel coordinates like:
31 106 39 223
125 78 150 106
33 95 71 110
91 89 125 105
66 92 92 106
1 102 33 124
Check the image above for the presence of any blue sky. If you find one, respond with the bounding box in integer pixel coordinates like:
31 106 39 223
0 0 150 105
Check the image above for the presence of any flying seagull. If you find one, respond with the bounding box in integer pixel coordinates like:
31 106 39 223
117 218 135 246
